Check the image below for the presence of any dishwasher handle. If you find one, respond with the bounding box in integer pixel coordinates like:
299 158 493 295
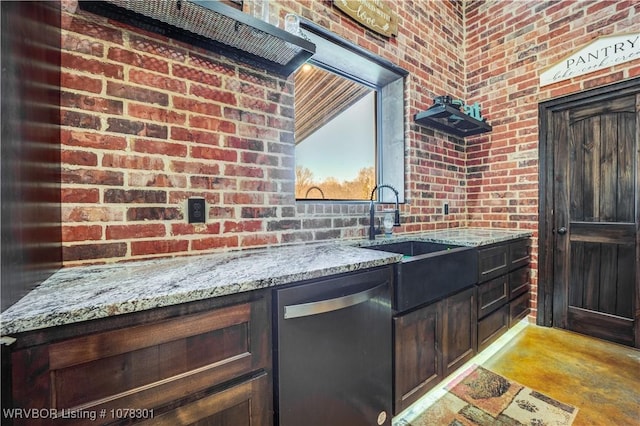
283 282 387 319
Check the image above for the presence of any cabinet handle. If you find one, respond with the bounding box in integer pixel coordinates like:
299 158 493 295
284 282 387 319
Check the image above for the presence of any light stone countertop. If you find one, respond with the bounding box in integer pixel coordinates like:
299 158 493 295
0 228 531 336
0 242 401 336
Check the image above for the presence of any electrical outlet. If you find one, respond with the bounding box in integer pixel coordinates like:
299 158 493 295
443 202 449 215
188 198 206 223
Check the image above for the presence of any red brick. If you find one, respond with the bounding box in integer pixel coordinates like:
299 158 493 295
106 224 166 239
170 161 219 175
61 168 124 186
62 129 127 150
129 173 188 188
61 92 123 114
223 220 263 233
173 64 222 86
128 104 186 124
187 54 235 76
190 146 237 162
190 85 237 105
61 149 98 166
240 152 278 166
169 128 220 145
223 193 264 205
133 139 187 157
62 206 123 222
106 118 168 139
60 71 102 93
129 34 187 62
126 207 182 221
61 110 101 130
224 165 264 178
107 47 169 73
62 188 100 203
66 16 123 44
63 243 127 261
62 225 102 242
61 33 104 56
131 240 188 256
240 234 279 247
191 236 238 251
61 51 123 78
173 97 222 116
225 136 264 151
104 189 167 204
129 69 186 93
189 116 236 133
190 176 236 190
171 223 220 235
102 153 164 170
106 82 168 106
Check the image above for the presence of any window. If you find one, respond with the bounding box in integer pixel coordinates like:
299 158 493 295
294 20 408 203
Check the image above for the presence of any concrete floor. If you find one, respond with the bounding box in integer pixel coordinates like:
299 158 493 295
483 325 640 426
395 322 640 425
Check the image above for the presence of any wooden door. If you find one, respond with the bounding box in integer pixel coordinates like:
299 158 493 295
549 91 639 347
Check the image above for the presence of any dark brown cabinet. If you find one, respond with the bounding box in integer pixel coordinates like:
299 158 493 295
393 286 476 414
394 300 441 414
477 238 531 351
7 291 272 426
441 287 477 377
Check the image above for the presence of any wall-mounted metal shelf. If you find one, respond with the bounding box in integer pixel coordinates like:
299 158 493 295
415 98 492 138
78 0 316 77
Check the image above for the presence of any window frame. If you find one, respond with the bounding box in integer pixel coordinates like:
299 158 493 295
296 19 408 203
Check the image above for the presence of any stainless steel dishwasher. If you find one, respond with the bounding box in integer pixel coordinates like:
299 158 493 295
273 266 393 426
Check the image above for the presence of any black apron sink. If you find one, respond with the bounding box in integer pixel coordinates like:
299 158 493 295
363 241 478 312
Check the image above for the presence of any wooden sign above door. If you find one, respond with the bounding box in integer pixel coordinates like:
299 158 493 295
540 33 640 86
334 0 398 37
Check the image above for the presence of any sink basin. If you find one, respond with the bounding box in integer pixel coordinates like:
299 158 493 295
362 240 478 312
364 240 460 258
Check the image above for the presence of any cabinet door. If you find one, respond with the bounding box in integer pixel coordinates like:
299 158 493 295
137 372 272 426
441 287 477 377
393 302 441 414
11 295 271 426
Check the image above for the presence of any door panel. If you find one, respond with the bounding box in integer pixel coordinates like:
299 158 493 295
552 92 639 347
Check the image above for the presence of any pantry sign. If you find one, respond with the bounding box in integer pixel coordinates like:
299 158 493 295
540 33 640 86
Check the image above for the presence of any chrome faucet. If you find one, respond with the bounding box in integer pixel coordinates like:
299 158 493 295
369 184 400 240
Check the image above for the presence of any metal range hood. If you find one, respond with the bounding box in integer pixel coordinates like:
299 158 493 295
78 0 316 77
415 96 492 138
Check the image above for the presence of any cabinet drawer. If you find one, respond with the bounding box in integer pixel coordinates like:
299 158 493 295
478 245 508 283
12 296 271 425
477 304 509 351
509 292 530 327
509 239 530 270
137 372 272 426
508 267 529 299
477 276 508 319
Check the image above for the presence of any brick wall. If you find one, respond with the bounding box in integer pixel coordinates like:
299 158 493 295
465 0 639 319
59 0 467 266
59 0 638 322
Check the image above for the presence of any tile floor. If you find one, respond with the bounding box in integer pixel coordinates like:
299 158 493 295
394 321 640 426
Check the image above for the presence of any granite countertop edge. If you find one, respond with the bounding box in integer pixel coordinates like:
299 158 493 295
0 227 531 336
0 243 402 336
